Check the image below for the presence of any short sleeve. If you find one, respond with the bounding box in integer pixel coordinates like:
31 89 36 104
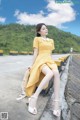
33 37 39 48
51 39 55 50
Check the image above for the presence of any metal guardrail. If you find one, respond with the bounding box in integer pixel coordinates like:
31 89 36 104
0 50 3 55
0 50 33 55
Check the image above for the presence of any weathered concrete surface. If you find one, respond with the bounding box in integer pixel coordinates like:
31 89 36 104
0 55 69 120
40 56 70 120
40 55 80 120
0 55 68 120
0 55 49 120
65 55 80 120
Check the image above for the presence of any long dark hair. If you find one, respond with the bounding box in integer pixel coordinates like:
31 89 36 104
36 23 46 37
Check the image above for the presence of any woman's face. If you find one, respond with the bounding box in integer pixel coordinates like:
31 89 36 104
39 25 48 36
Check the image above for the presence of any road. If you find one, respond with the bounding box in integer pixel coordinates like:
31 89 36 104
0 54 68 120
0 54 68 74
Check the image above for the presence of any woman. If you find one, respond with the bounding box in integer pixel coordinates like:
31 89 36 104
26 23 60 117
17 23 60 117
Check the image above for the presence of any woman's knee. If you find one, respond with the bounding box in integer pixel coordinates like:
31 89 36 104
47 71 53 77
41 65 53 77
52 69 60 77
44 69 53 77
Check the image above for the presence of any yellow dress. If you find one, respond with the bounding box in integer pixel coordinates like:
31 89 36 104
25 37 58 96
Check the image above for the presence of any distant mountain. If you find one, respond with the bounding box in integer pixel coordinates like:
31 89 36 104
0 24 80 54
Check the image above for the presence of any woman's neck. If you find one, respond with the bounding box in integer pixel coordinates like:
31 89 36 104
41 36 48 41
41 36 46 38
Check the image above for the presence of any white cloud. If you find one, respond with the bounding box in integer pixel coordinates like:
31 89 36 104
14 0 76 28
14 10 20 16
0 17 6 23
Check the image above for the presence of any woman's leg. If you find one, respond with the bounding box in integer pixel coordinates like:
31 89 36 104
33 64 54 97
52 70 60 100
28 63 60 116
34 64 60 112
16 69 30 101
28 64 54 111
52 64 60 116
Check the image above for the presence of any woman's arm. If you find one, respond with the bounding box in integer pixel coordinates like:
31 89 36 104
28 37 39 70
31 48 38 66
28 48 38 70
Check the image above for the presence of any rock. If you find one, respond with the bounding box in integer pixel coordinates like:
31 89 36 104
71 102 80 119
65 55 80 120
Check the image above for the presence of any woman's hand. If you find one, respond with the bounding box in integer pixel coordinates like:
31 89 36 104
28 66 32 70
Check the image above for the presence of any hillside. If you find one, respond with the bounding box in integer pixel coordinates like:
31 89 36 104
0 24 80 54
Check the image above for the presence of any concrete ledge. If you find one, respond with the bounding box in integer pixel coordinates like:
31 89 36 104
40 56 71 120
0 55 69 120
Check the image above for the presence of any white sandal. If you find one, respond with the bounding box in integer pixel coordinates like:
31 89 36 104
27 95 37 115
16 93 26 101
53 100 60 117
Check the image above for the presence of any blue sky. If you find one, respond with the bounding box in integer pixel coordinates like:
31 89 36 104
0 0 80 36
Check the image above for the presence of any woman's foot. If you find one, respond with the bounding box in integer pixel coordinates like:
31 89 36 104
53 100 60 117
27 95 38 115
16 92 26 101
